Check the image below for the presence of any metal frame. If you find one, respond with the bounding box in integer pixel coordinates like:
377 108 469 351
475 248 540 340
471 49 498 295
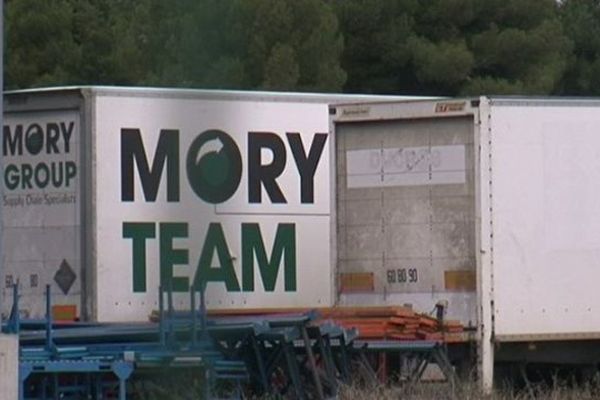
11 279 458 399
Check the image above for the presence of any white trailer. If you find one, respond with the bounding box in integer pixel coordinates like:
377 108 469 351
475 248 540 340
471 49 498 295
7 88 600 389
1 86 411 324
330 97 600 389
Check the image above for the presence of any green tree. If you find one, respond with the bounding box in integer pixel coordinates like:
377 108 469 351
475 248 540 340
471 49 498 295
247 0 346 91
465 2 572 95
169 0 346 91
158 0 247 88
107 0 187 86
6 0 346 92
335 0 572 95
6 0 80 88
559 0 600 95
334 0 417 94
70 0 120 84
5 0 580 96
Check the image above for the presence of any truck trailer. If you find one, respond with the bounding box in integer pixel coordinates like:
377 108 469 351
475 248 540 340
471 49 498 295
5 87 600 389
330 97 600 389
1 86 412 324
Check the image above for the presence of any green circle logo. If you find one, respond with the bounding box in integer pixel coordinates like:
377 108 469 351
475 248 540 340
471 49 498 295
186 129 242 204
26 124 44 155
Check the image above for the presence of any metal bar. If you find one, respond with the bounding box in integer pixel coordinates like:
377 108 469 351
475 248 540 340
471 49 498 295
432 347 456 386
0 0 3 322
53 373 58 400
203 367 212 400
357 351 378 386
18 374 25 400
45 285 53 354
158 286 165 346
112 361 134 400
94 375 101 400
299 326 324 400
200 282 207 334
41 376 48 400
167 280 174 347
191 286 197 347
11 283 20 334
412 355 430 382
249 335 269 393
307 328 337 394
378 352 387 383
283 343 305 400
37 377 43 400
336 336 351 382
319 334 338 393
119 377 126 400
265 346 285 377
85 373 91 399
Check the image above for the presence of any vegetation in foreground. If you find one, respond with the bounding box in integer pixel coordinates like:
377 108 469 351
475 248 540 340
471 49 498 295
338 379 600 400
130 368 600 400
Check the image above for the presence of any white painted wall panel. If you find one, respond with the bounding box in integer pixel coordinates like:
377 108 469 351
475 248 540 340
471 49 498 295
491 104 600 338
94 96 334 321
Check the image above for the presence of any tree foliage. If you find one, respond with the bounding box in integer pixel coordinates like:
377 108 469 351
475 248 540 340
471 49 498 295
6 0 345 92
6 0 79 87
336 0 572 95
6 0 600 96
559 0 600 95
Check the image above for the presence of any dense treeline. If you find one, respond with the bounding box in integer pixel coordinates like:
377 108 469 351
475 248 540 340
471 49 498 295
5 0 600 96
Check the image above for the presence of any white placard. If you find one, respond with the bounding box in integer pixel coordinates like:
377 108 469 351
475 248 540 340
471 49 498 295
346 145 465 188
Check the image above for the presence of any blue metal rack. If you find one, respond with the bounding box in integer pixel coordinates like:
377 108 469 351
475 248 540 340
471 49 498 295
12 285 134 400
12 284 237 400
9 280 452 399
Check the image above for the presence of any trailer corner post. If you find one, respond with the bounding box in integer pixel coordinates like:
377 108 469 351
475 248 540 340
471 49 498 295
0 334 18 399
0 4 18 399
0 0 3 315
475 97 495 394
479 315 494 394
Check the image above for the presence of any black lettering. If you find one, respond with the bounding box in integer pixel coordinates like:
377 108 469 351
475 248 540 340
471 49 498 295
65 162 77 188
3 125 23 156
123 222 156 292
286 132 327 204
34 163 49 188
60 121 74 154
46 123 61 154
51 161 64 188
121 128 179 202
248 132 287 203
409 268 418 283
21 164 33 189
5 164 19 190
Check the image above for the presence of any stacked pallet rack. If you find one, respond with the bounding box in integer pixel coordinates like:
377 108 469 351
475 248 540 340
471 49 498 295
13 284 245 399
11 282 363 399
9 280 462 398
13 285 135 400
197 310 354 399
322 304 466 384
209 305 466 389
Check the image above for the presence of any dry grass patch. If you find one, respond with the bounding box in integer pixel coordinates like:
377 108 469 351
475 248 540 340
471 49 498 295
337 378 600 400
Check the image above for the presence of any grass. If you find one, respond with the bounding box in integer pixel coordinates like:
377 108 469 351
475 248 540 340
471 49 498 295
127 367 600 399
337 378 600 400
127 368 210 400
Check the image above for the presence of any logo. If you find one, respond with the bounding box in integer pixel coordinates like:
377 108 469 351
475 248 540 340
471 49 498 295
186 130 242 204
25 124 45 155
121 127 328 205
120 126 329 294
3 121 77 191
